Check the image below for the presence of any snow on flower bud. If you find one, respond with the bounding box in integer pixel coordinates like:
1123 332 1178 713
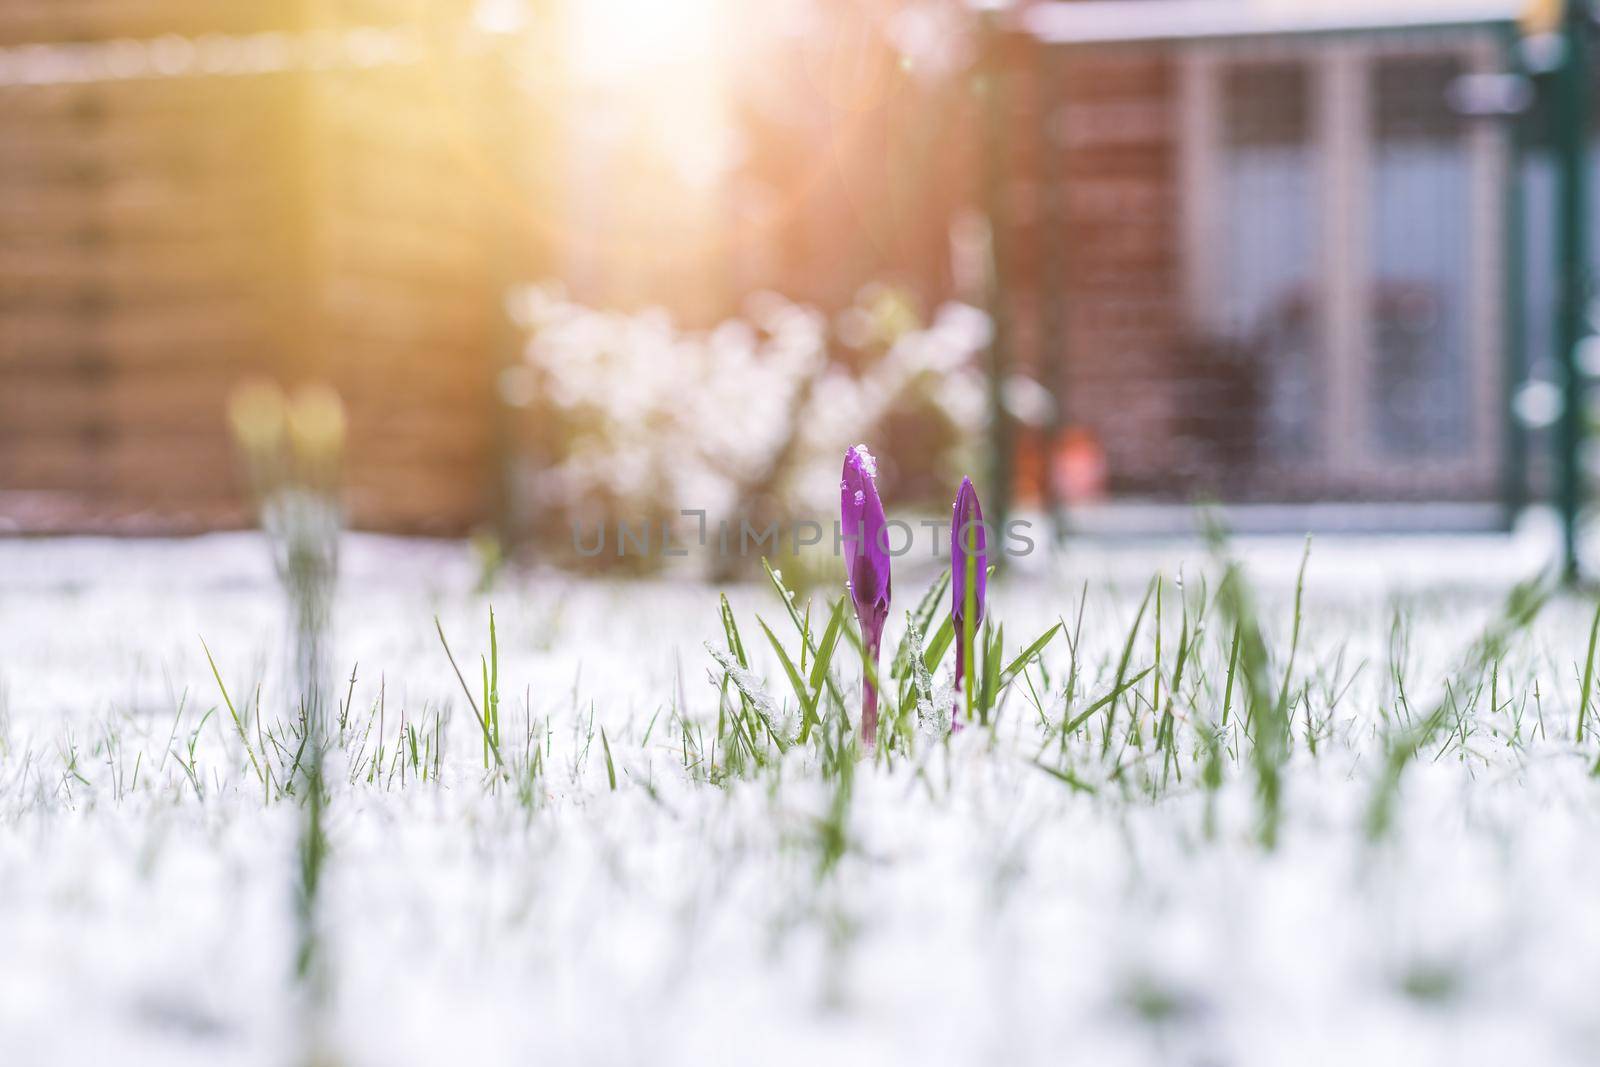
842 444 891 746
951 476 987 729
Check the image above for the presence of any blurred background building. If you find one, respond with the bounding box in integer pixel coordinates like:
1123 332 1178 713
1004 0 1532 526
1 0 1595 566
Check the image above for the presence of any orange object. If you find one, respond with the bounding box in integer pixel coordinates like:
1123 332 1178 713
1013 432 1045 507
1054 428 1107 504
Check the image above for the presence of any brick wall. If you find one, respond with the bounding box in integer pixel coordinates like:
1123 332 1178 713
1004 41 1194 500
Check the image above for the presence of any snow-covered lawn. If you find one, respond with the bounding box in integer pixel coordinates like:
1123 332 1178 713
2 527 1598 1067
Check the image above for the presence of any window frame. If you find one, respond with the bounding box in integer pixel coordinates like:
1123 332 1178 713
1177 31 1507 496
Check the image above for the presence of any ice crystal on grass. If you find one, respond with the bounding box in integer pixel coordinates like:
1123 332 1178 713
848 443 878 479
918 683 957 742
707 645 783 735
900 615 950 741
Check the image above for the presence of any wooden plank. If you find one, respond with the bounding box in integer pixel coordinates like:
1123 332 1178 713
320 207 490 271
345 477 489 534
0 5 287 46
322 279 487 335
0 184 290 241
346 415 494 453
0 125 286 182
0 301 268 360
0 436 236 493
0 369 234 432
317 148 491 228
0 244 265 300
0 76 289 118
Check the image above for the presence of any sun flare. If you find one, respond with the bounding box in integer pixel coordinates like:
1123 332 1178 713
568 0 723 83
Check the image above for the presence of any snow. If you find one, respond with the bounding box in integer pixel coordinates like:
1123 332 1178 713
850 444 879 480
2 527 1599 1066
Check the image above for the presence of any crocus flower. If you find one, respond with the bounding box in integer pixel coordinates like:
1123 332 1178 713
842 444 891 746
951 477 987 728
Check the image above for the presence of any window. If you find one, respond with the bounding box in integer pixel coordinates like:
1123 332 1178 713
1218 60 1320 460
1179 34 1506 498
1370 55 1472 459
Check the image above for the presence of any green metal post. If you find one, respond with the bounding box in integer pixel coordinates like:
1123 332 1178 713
1555 2 1591 581
1039 44 1069 546
981 11 1014 547
1502 25 1530 529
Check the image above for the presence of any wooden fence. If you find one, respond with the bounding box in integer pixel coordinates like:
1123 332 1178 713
0 3 521 535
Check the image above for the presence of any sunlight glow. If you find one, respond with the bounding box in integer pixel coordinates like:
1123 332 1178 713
569 0 722 84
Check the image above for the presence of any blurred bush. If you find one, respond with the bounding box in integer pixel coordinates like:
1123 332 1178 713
500 283 990 578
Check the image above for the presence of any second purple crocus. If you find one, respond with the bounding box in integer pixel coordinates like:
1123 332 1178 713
951 476 987 729
842 444 891 747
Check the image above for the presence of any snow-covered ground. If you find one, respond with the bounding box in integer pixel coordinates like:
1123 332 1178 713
2 524 1599 1066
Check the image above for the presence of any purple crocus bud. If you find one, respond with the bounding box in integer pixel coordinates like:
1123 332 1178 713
951 476 987 729
842 444 892 746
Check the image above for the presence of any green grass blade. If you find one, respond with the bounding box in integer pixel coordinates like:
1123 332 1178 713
759 614 815 728
1063 667 1154 735
761 558 809 639
1578 598 1600 742
1101 579 1155 755
999 623 1062 687
1032 760 1097 795
434 616 504 772
601 727 617 791
801 597 848 743
200 636 265 787
720 594 750 668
